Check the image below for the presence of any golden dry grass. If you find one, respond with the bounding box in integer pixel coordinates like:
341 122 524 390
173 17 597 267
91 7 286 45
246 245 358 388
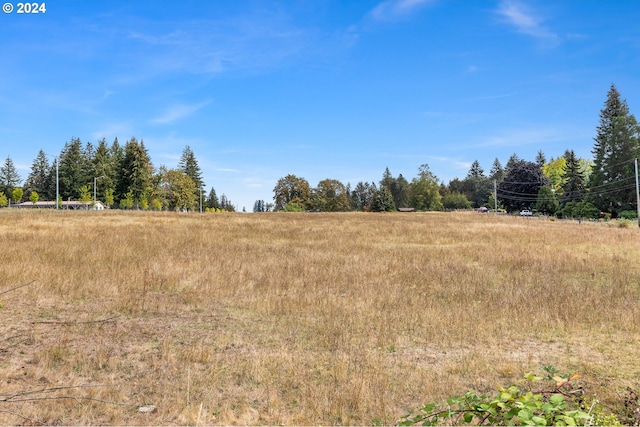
0 210 639 425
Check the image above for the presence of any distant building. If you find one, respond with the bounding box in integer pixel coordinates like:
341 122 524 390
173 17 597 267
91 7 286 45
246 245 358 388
15 201 107 210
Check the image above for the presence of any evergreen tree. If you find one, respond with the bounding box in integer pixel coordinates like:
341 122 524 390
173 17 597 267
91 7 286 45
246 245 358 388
489 158 505 182
92 138 116 202
178 145 204 199
380 167 395 191
505 153 521 172
58 138 89 200
391 173 410 208
352 181 376 211
371 185 396 212
536 185 559 215
25 150 50 198
110 138 125 200
119 137 153 208
206 187 220 209
589 84 640 216
535 150 547 168
560 150 586 205
253 200 265 212
464 160 492 208
0 156 22 199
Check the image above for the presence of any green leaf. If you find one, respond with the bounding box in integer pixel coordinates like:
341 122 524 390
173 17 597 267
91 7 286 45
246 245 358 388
550 393 564 405
463 412 474 423
518 409 533 421
560 415 577 426
532 415 547 426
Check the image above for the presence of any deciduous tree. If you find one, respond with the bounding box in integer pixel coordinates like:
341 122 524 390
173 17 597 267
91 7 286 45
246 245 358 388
408 164 443 211
273 174 311 211
311 178 350 212
161 169 197 211
498 160 550 212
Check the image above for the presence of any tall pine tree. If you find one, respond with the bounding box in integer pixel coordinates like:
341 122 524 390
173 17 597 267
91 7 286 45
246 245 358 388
58 138 89 200
589 84 640 216
25 150 50 198
561 149 586 205
178 146 203 189
119 137 153 209
0 156 21 199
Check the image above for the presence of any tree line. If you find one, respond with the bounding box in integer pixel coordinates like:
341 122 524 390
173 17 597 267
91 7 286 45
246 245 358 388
267 84 640 219
0 138 235 211
1 85 638 218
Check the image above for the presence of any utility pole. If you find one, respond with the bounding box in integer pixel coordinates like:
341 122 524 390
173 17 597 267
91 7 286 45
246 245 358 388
494 180 498 213
635 159 640 228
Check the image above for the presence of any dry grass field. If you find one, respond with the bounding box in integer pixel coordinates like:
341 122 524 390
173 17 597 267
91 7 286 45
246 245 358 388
0 209 639 425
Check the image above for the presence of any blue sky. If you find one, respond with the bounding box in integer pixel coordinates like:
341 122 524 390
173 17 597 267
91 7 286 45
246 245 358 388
2 0 640 210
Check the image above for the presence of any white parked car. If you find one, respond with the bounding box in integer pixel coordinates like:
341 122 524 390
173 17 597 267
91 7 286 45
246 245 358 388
519 209 533 216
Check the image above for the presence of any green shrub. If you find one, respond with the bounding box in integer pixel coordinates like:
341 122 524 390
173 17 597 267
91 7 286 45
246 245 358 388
618 210 638 220
399 367 620 426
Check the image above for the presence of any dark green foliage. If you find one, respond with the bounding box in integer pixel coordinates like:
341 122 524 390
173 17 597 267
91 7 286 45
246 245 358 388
24 150 50 198
560 150 586 205
253 200 266 212
92 138 117 203
380 168 410 209
498 160 550 212
489 158 505 182
371 185 396 212
0 156 22 199
618 210 638 220
505 153 521 173
536 185 559 215
58 138 91 200
352 181 377 211
535 150 546 168
561 201 600 219
442 192 472 210
207 186 220 209
119 137 153 208
178 146 203 206
463 160 493 208
589 84 640 216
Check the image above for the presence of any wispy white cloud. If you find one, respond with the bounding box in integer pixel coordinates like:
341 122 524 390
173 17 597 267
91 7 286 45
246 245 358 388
150 100 211 125
368 0 436 22
496 0 558 45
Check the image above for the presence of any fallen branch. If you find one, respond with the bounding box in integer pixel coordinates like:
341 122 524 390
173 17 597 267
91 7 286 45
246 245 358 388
0 280 36 296
0 409 47 426
32 315 120 326
0 384 113 401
